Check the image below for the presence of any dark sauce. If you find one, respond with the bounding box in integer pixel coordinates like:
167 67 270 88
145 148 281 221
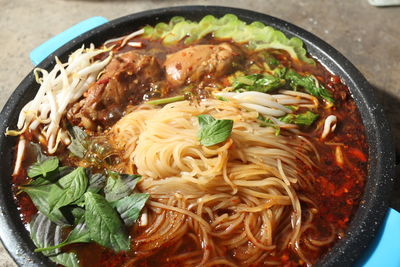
12 35 368 266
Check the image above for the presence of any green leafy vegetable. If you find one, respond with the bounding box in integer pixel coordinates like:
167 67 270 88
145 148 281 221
104 172 140 202
279 111 319 126
28 142 51 163
48 167 88 212
72 171 107 206
27 157 59 178
84 192 131 252
34 218 90 253
21 184 69 226
265 54 280 69
143 14 315 65
257 115 280 136
112 194 149 226
273 67 288 79
233 74 285 93
68 126 88 158
27 166 74 186
68 206 86 225
284 69 334 104
30 213 79 267
197 115 233 146
24 152 149 256
147 95 185 105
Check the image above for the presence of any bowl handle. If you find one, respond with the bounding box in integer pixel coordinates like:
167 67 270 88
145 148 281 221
29 16 109 65
357 208 400 266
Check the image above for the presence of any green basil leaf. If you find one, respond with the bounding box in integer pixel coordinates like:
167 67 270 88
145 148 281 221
30 213 79 267
66 220 91 244
68 126 88 158
27 157 59 178
28 142 51 163
112 193 149 226
84 192 130 252
284 69 334 104
85 170 107 194
197 114 216 127
67 206 86 225
48 167 88 212
21 185 69 226
35 218 91 253
233 74 285 93
28 166 74 186
104 172 140 202
72 170 106 206
197 115 233 146
279 111 319 126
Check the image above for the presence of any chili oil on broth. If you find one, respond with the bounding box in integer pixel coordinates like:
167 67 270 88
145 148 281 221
11 20 367 267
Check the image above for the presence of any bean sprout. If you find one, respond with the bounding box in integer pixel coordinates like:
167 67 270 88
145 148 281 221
215 91 293 117
104 29 144 48
321 115 337 139
6 45 113 154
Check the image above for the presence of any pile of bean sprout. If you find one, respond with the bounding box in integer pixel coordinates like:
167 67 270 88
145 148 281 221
6 44 113 154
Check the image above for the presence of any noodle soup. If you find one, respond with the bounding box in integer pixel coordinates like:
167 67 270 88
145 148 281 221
8 15 367 266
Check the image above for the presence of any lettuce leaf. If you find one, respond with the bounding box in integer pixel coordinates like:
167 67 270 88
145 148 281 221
143 14 315 65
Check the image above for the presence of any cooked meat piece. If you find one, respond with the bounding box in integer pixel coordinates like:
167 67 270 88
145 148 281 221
69 51 162 130
164 43 242 87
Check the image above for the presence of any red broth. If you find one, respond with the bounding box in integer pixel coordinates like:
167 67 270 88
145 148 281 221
12 37 367 266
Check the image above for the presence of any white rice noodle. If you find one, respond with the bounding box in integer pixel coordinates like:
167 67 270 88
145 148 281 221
7 45 113 154
321 115 337 140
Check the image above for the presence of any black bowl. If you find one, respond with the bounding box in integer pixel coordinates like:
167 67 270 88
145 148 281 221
0 6 395 267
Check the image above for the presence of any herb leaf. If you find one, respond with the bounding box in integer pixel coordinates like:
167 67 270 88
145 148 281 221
34 218 90 253
104 172 140 202
233 74 285 93
21 185 69 226
197 115 233 146
28 142 51 163
28 166 74 186
48 167 88 212
72 170 107 206
284 69 334 104
30 213 79 267
112 194 149 226
27 157 59 178
279 111 319 126
84 192 130 252
68 126 88 158
85 171 107 194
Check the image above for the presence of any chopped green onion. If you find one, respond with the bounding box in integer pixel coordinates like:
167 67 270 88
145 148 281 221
146 95 185 105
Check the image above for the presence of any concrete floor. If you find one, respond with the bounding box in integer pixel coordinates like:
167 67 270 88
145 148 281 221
0 0 399 266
